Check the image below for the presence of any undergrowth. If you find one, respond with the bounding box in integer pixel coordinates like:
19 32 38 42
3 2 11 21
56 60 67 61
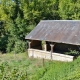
0 53 80 80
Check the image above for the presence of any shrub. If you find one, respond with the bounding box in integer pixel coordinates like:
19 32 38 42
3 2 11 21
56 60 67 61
65 50 80 56
7 38 27 53
14 40 26 53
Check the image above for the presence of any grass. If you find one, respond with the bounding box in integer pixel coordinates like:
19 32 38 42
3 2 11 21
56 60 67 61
0 52 80 80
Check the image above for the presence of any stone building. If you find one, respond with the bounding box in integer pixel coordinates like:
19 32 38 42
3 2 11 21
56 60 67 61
25 20 80 62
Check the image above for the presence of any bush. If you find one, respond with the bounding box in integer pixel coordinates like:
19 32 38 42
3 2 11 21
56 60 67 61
13 40 26 53
7 38 27 53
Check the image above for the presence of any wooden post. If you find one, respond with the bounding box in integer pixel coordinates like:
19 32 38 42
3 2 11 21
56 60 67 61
50 44 54 60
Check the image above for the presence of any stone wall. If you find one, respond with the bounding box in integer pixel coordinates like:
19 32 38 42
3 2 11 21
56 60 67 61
28 49 74 62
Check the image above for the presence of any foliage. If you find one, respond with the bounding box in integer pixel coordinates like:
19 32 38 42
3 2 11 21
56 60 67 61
59 0 80 19
0 21 8 52
0 0 80 53
0 53 80 80
13 40 26 53
65 50 80 56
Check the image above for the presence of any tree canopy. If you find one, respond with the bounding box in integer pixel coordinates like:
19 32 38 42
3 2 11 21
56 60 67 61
0 0 80 53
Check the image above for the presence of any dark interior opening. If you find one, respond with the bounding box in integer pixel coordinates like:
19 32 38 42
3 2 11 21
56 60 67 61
30 40 42 50
29 40 80 56
54 43 79 54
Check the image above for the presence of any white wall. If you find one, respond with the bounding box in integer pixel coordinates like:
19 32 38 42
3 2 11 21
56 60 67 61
28 49 74 62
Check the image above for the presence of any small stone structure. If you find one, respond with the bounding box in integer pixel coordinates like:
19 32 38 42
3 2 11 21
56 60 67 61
25 20 80 62
26 39 74 62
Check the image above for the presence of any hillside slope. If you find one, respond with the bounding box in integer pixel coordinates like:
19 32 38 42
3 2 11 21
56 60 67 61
39 57 80 80
0 53 80 80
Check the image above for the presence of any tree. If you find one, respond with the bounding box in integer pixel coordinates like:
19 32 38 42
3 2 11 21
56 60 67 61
0 21 8 53
0 0 60 53
59 0 80 19
1 0 80 53
22 0 60 24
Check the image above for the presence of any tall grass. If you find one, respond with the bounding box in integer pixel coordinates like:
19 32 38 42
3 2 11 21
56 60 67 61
40 57 80 80
0 53 80 80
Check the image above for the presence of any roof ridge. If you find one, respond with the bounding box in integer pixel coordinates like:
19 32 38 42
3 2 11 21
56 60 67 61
41 20 80 22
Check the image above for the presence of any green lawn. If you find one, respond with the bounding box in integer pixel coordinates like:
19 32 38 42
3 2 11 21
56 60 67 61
0 53 80 80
